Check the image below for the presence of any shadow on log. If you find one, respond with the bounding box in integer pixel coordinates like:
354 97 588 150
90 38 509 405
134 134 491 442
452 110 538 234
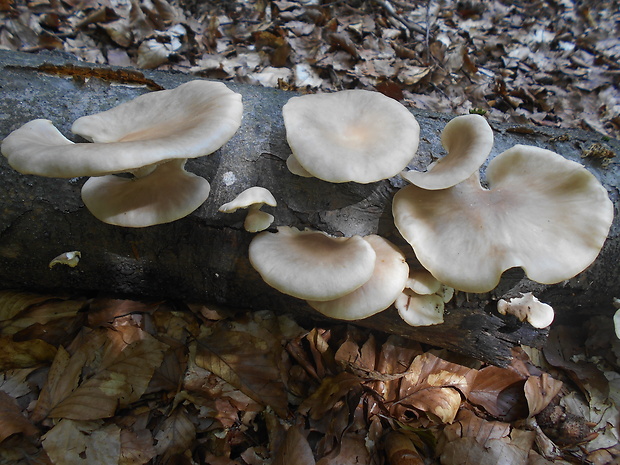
0 50 618 366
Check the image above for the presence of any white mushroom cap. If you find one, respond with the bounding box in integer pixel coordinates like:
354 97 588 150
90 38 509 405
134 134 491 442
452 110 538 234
307 235 409 320
497 293 554 329
395 293 445 326
282 90 420 183
248 227 376 301
2 80 243 177
401 114 493 190
406 269 442 295
219 186 277 233
393 145 614 293
218 187 277 212
286 155 314 178
81 159 210 227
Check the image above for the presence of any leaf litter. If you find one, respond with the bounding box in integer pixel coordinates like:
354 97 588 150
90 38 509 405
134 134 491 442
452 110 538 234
0 289 617 464
0 0 618 138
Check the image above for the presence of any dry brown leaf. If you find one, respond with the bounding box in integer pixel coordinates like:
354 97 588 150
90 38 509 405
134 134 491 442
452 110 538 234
33 328 167 421
315 433 370 465
394 352 477 424
299 372 362 421
0 391 38 442
195 321 289 418
0 290 62 322
42 419 121 465
0 367 36 398
1 299 85 336
439 410 535 465
272 426 316 465
468 365 528 420
153 406 195 460
86 298 160 328
524 373 563 417
0 335 57 370
384 431 424 465
120 428 157 465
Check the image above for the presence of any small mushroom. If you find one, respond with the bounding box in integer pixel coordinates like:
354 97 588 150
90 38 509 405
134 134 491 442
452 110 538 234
307 235 409 320
49 251 81 269
282 89 420 183
81 159 210 228
406 269 442 295
395 293 445 326
400 114 493 190
394 269 454 326
219 186 277 232
497 293 554 329
248 227 376 301
393 145 614 293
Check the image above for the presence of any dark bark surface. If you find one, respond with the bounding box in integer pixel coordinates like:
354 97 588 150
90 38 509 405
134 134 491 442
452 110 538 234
1 49 618 366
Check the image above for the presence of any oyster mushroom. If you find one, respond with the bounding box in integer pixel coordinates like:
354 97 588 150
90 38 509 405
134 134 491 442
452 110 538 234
248 227 376 301
219 186 277 232
282 89 420 183
2 80 243 227
393 145 614 293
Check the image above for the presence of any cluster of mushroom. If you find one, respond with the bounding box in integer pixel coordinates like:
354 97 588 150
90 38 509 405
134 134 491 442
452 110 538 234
1 80 243 227
2 82 614 329
250 89 614 327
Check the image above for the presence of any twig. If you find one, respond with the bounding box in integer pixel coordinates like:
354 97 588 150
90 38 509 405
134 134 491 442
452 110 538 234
371 0 427 36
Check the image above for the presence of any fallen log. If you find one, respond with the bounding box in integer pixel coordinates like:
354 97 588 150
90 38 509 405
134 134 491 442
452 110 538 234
0 49 618 366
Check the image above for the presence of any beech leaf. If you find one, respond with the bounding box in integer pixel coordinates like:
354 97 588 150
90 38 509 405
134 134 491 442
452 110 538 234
524 373 563 417
195 322 289 418
34 328 167 421
0 391 38 442
272 426 315 465
42 419 121 465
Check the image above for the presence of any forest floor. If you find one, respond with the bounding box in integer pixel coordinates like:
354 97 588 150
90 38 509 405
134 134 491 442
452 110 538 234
0 1 619 464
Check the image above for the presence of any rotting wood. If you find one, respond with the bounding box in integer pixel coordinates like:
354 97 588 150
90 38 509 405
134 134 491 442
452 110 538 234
0 49 618 366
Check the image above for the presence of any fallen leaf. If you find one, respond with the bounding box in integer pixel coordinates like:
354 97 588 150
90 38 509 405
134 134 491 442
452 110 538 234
120 427 157 465
0 391 38 442
384 431 424 465
468 366 528 420
524 373 563 417
299 372 362 420
42 419 121 465
153 406 195 460
272 426 315 465
316 433 370 465
195 320 289 418
33 328 167 421
0 335 57 370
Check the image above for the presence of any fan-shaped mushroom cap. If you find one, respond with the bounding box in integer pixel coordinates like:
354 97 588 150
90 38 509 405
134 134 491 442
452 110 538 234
282 89 420 183
497 293 554 329
307 235 409 320
406 269 442 295
395 293 445 326
219 187 277 212
81 159 210 227
219 186 277 233
2 80 243 177
248 227 376 301
401 114 493 190
393 145 614 293
286 155 314 178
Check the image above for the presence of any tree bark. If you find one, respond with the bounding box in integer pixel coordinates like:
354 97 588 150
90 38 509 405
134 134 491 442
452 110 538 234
1 50 618 366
